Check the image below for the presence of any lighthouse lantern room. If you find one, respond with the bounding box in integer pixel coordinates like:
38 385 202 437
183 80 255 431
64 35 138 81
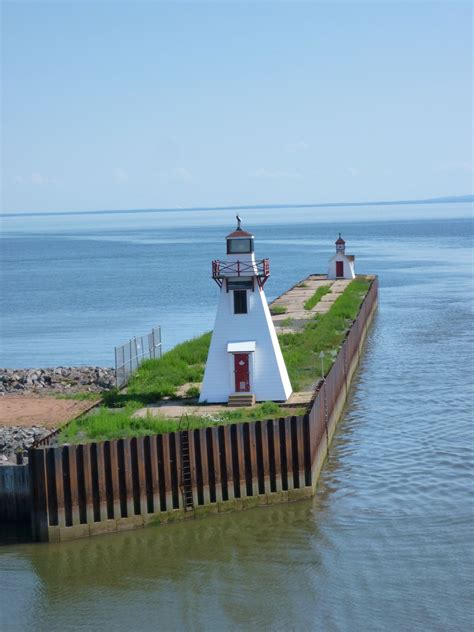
199 217 292 405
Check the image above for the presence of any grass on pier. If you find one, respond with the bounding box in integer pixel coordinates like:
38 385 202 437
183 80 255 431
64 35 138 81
303 285 331 310
59 401 301 443
126 332 212 400
55 392 102 401
280 278 371 391
270 305 288 315
96 332 212 409
58 277 371 443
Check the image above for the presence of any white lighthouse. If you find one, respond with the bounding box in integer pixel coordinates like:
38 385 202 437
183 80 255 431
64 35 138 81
327 234 356 279
199 217 292 405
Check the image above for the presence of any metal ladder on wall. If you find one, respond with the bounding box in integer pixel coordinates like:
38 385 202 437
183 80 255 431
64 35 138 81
178 416 194 511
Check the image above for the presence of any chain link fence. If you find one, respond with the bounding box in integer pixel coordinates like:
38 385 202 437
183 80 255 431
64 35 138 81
115 326 162 388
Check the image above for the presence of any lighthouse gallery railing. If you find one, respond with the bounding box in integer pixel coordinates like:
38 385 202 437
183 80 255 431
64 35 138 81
212 258 270 287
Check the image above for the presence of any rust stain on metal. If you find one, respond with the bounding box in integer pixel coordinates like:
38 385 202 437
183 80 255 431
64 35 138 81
148 436 161 513
96 442 108 522
211 427 222 503
108 440 121 519
122 439 134 517
260 421 271 495
161 434 173 511
67 445 80 525
81 444 94 524
198 428 210 504
135 437 148 516
223 425 234 501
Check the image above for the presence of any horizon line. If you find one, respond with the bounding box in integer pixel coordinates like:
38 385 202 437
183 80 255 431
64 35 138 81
1 194 472 219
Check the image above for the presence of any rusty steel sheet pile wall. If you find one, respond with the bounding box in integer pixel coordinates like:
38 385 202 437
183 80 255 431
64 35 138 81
29 416 311 542
307 276 378 484
28 276 377 542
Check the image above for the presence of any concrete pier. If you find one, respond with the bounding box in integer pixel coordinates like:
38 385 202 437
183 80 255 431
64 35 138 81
25 275 377 542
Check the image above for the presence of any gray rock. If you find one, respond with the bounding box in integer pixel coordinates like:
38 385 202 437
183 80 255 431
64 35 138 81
0 425 56 463
0 366 115 395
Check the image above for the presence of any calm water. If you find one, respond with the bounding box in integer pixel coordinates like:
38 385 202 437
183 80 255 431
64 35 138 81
0 205 473 630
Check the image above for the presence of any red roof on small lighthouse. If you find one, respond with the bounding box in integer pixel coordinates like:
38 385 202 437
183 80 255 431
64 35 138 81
226 228 254 239
335 233 345 245
226 215 254 239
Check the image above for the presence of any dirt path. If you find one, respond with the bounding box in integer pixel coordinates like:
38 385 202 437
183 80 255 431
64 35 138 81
0 395 99 427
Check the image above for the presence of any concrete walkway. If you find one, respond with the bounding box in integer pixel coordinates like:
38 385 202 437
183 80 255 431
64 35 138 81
132 393 313 420
271 274 350 333
133 402 225 420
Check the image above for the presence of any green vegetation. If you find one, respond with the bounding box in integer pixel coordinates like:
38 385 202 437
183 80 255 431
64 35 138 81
279 278 371 391
281 317 294 327
59 401 302 443
186 385 200 398
58 278 371 444
270 305 288 315
304 285 331 310
103 332 212 408
54 391 101 401
127 332 211 398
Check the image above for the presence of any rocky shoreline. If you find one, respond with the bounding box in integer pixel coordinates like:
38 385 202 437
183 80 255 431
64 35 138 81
0 366 115 395
0 425 55 464
0 367 114 464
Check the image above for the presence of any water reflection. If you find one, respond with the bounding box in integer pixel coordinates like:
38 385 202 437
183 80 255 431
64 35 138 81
0 522 32 546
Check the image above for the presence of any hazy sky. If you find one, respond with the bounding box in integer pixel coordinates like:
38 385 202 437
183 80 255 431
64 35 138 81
2 0 472 214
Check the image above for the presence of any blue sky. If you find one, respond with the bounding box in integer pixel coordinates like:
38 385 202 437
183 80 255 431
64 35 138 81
2 0 472 214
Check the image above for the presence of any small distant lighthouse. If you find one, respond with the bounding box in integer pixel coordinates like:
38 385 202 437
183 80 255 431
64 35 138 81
199 217 292 405
327 233 356 279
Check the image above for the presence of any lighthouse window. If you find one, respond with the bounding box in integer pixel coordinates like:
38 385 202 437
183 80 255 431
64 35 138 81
233 290 248 314
227 278 253 291
227 238 253 254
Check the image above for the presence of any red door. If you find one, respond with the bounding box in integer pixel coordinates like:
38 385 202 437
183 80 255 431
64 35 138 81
336 261 344 278
234 354 250 392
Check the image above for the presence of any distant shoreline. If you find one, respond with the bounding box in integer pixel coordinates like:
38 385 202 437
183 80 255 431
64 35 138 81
2 194 472 219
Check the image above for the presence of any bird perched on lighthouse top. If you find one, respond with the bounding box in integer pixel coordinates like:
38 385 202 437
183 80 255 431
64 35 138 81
199 217 292 405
